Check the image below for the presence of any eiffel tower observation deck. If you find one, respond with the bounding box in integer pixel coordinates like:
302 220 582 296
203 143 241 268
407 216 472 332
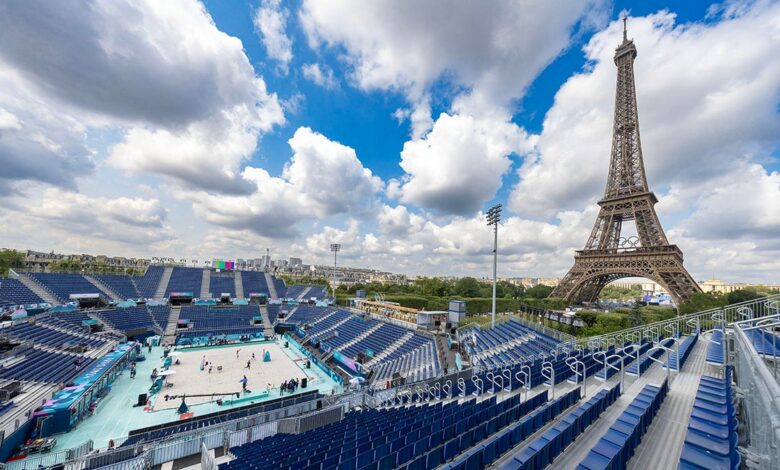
551 19 701 306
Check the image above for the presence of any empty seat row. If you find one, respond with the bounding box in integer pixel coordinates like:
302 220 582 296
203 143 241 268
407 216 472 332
666 335 698 371
441 388 584 470
678 366 739 470
223 392 550 470
0 278 44 304
500 383 621 470
577 379 670 470
706 328 725 365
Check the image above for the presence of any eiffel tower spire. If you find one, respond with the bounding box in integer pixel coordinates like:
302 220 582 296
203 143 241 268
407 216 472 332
551 20 701 307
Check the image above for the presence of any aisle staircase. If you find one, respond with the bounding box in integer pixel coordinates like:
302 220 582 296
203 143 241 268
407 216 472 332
84 275 122 302
200 269 211 299
154 267 173 299
234 271 244 299
259 306 274 338
163 306 181 345
298 286 312 301
265 273 278 299
17 275 60 305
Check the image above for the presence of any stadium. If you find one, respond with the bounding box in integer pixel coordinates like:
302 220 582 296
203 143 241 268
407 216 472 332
0 262 776 470
0 2 778 470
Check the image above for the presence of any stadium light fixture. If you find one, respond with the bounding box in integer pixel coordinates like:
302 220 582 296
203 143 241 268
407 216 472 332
486 204 502 328
330 243 341 301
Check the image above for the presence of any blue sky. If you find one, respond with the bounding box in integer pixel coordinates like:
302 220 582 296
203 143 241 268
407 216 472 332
0 0 778 283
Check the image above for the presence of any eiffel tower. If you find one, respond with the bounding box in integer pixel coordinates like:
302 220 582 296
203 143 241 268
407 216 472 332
550 19 701 306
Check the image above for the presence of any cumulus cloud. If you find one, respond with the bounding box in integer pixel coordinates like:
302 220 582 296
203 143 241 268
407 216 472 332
181 127 382 238
394 113 534 215
0 0 285 194
300 0 607 117
302 63 338 89
509 6 780 218
254 0 293 71
0 187 176 251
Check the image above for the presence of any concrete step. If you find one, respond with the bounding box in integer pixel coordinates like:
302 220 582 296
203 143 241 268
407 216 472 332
234 271 244 299
258 306 274 338
84 274 123 302
265 273 278 299
200 269 211 299
17 274 60 305
154 267 173 299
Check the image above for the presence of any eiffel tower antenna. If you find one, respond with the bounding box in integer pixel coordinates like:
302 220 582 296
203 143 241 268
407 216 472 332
550 25 701 308
622 16 628 43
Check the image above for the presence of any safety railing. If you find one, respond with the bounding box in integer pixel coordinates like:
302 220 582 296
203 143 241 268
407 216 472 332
732 306 780 469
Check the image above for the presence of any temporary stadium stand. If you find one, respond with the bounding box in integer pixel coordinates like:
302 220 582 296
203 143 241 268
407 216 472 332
135 265 164 298
285 285 305 300
95 307 159 334
0 279 44 305
164 267 203 297
42 311 94 330
497 384 621 469
148 305 171 331
122 391 321 447
28 273 107 303
240 271 270 297
464 320 563 368
173 305 265 342
5 322 107 349
273 277 287 299
0 349 95 384
209 273 236 298
678 366 740 469
576 379 670 469
93 274 140 300
222 391 555 470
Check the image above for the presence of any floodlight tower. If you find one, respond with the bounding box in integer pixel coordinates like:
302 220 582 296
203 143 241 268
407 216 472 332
330 243 341 300
486 204 502 328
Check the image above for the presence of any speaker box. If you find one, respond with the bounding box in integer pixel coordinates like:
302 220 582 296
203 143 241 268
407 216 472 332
316 400 322 410
284 341 289 348
301 377 308 388
136 393 147 406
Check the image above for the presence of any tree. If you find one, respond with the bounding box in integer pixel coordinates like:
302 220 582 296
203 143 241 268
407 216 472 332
629 303 644 327
0 249 24 277
525 284 553 299
453 277 481 297
678 292 727 315
726 289 762 305
48 259 83 272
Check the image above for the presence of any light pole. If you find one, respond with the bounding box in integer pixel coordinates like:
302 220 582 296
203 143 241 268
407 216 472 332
486 204 502 328
330 243 341 301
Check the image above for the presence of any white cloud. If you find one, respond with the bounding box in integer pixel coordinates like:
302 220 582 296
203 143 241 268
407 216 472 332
395 113 534 215
0 0 285 194
509 6 780 218
300 0 607 117
254 0 293 71
109 78 283 194
0 187 176 251
181 127 383 238
302 63 337 89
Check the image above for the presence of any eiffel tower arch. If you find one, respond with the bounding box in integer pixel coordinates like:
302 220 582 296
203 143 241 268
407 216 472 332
550 20 701 306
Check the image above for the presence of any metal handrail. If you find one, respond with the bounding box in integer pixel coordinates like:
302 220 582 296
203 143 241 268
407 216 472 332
471 376 483 396
502 368 512 392
646 345 674 385
541 361 555 399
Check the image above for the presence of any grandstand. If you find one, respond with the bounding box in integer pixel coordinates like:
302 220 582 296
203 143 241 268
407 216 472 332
0 266 289 306
0 284 775 470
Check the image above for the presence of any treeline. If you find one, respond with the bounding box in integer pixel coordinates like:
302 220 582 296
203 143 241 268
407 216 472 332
0 249 24 277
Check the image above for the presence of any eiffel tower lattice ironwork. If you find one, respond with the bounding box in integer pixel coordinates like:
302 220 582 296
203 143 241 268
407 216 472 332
550 19 701 306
